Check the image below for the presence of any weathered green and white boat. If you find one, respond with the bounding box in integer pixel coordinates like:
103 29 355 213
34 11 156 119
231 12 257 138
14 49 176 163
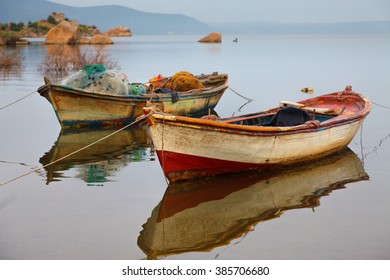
38 69 228 129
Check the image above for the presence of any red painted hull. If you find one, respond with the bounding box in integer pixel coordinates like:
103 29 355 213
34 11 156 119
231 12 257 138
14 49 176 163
156 150 269 182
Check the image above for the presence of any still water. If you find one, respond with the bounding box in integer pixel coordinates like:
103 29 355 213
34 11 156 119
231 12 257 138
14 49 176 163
0 34 389 260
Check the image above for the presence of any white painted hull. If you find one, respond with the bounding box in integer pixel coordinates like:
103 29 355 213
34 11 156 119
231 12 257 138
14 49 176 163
148 119 363 165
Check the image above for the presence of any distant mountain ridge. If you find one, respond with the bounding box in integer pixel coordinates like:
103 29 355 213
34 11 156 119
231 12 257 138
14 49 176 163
0 0 212 35
2 0 389 35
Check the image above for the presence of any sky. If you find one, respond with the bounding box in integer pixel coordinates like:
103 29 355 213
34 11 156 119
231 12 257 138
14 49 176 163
48 0 390 24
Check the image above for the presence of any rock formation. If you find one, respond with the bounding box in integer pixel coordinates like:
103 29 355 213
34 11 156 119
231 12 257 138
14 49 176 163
51 12 65 23
104 26 132 37
45 20 116 44
198 32 222 43
89 34 113 44
45 20 80 44
76 37 91 44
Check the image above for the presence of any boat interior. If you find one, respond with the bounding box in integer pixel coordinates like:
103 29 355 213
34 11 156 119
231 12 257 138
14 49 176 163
223 106 336 127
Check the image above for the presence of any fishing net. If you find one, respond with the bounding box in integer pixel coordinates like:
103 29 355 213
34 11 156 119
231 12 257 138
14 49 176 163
166 71 204 91
61 64 132 95
149 71 204 92
170 75 204 91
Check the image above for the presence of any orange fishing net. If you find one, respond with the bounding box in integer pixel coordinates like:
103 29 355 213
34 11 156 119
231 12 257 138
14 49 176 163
149 71 204 92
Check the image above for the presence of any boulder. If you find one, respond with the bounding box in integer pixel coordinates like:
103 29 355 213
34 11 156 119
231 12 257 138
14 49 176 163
105 26 132 37
45 21 80 44
0 38 4 46
51 12 65 23
198 32 222 43
89 34 113 44
76 37 90 44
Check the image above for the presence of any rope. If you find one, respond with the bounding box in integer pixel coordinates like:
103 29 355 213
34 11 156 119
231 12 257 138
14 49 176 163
372 101 390 110
229 86 253 116
0 90 36 111
0 113 151 187
228 86 253 102
0 160 30 167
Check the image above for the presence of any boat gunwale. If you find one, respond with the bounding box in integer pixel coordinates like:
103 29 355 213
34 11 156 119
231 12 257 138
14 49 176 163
37 74 229 103
148 90 371 134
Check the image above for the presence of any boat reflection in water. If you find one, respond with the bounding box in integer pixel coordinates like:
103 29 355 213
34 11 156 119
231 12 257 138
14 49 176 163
40 127 152 185
138 148 368 259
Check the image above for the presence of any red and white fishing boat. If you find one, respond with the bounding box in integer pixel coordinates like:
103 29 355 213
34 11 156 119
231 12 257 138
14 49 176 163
143 86 371 182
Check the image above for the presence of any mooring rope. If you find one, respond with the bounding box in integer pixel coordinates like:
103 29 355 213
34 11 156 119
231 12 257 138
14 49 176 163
372 101 390 110
0 90 37 111
228 86 254 115
0 113 151 187
228 86 253 102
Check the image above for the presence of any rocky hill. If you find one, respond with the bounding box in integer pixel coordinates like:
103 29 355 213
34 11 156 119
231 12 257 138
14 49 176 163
0 11 133 45
0 0 212 35
1 12 102 39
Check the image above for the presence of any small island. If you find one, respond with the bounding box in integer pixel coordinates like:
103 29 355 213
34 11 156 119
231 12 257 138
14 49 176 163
0 12 132 46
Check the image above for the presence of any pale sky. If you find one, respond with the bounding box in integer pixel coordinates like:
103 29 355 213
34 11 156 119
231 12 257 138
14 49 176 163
48 0 390 24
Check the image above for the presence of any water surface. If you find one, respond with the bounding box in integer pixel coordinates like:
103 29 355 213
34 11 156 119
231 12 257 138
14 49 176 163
0 34 389 259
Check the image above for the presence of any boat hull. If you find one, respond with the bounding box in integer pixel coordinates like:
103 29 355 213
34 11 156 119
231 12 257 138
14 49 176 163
39 85 143 128
150 118 364 182
145 89 371 182
38 73 228 129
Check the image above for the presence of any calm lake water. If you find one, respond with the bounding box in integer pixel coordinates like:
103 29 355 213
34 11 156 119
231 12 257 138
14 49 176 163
0 34 389 260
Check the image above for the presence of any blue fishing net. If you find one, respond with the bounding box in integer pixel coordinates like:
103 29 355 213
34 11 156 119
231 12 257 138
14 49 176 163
80 64 107 88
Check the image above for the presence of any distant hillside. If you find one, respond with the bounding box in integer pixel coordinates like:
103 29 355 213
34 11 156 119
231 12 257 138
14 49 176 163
2 0 389 35
0 0 212 35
